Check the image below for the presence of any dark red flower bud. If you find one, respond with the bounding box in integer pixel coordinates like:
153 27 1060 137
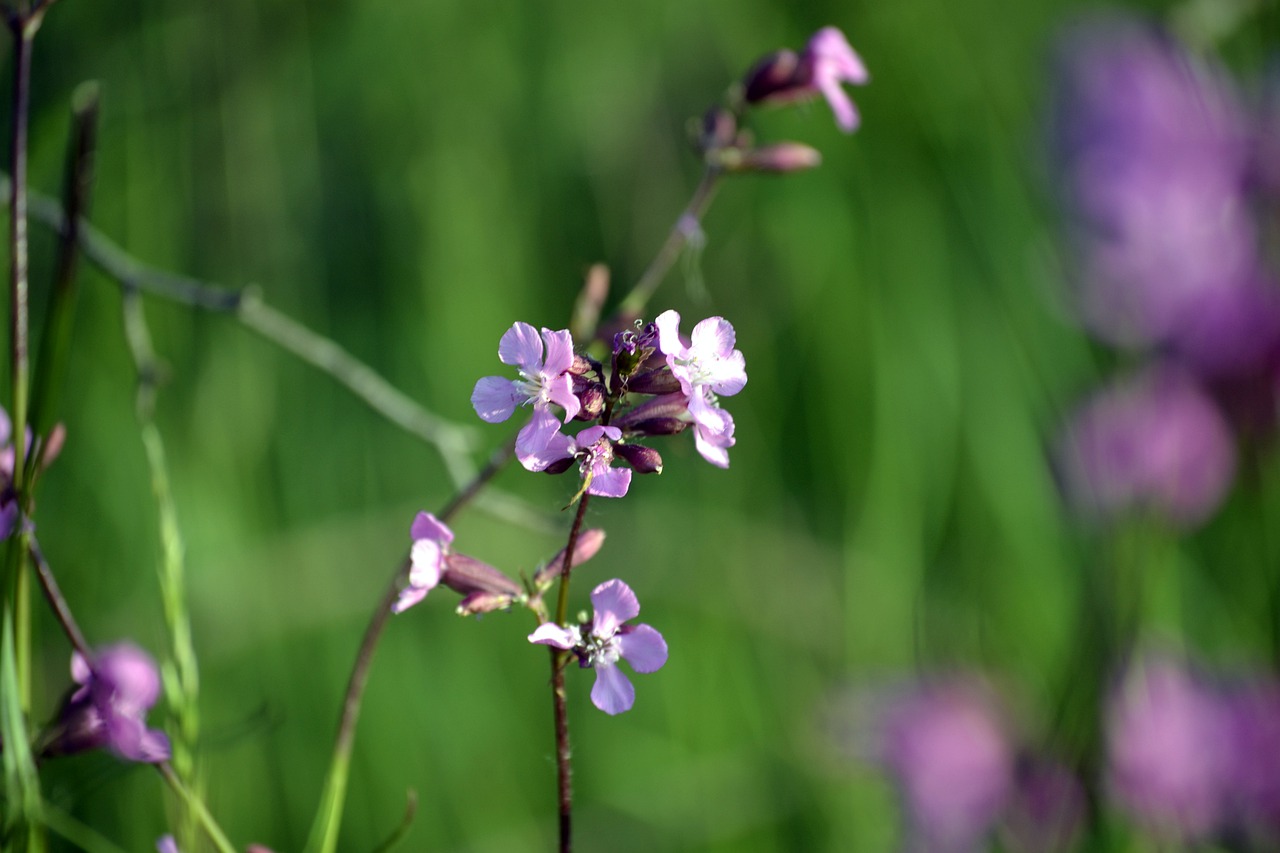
614 443 663 474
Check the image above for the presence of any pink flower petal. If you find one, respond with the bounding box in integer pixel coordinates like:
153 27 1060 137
516 407 575 472
540 328 577 377
591 663 636 715
528 623 578 649
408 538 445 589
690 316 737 358
588 466 631 498
498 322 545 371
410 511 454 546
591 579 641 636
471 376 521 423
619 624 668 674
391 584 430 614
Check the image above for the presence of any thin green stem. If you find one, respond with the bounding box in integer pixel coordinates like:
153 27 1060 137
613 167 722 327
158 762 236 853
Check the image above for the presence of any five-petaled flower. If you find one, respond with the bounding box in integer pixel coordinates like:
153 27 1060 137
655 310 747 468
42 643 171 763
529 579 668 715
471 323 581 471
392 511 454 614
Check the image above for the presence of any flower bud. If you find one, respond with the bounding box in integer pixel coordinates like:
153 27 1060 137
732 143 822 174
574 381 606 420
614 443 663 474
456 591 515 616
569 353 599 377
625 417 689 436
699 106 740 152
534 528 606 588
612 392 690 430
542 456 576 475
742 49 808 104
626 368 683 395
441 553 523 598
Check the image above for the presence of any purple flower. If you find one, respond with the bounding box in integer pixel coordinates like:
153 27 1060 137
1106 658 1232 839
802 27 869 132
392 511 454 614
471 323 581 471
1223 677 1280 840
572 425 632 498
743 27 869 133
1050 17 1271 371
528 579 668 715
1056 365 1235 528
43 643 170 763
870 680 1014 852
156 836 180 853
654 310 746 468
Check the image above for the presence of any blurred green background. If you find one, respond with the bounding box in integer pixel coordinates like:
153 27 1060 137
4 0 1278 849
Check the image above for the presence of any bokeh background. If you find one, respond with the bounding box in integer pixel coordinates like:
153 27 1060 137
5 0 1279 849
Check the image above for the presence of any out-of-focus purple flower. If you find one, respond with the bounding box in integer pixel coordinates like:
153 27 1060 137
802 27 870 132
472 323 581 471
1050 16 1273 373
654 310 746 468
43 643 170 763
1223 677 1280 840
1000 757 1086 853
1106 658 1231 839
743 27 869 133
392 511 454 614
571 425 632 498
528 578 668 715
870 680 1014 852
1056 366 1235 528
156 836 180 853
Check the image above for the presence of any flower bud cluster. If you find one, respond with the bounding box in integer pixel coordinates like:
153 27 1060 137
471 310 747 499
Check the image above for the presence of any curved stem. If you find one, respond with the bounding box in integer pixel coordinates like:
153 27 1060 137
28 540 89 661
157 762 236 853
613 167 722 327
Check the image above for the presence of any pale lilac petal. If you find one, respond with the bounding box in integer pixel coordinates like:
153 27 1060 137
540 328 577 377
391 584 430 614
694 424 733 468
654 310 686 358
590 663 636 715
591 579 641 636
545 373 581 422
409 511 453 547
471 376 522 423
498 322 544 370
528 623 579 649
618 624 668 673
516 407 575 471
690 316 737 357
818 75 859 132
709 350 748 396
688 393 733 438
408 538 445 589
809 27 868 84
588 466 631 498
157 835 180 853
71 651 91 686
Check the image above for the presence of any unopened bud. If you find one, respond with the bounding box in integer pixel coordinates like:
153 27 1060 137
626 368 682 396
733 143 822 174
542 457 576 475
699 106 739 152
569 354 599 377
614 443 663 474
441 553 523 598
613 392 690 430
534 528 607 588
456 591 515 616
743 49 808 104
626 417 689 437
575 382 606 420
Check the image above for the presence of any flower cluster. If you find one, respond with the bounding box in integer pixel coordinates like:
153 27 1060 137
471 310 747 496
1050 15 1280 529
